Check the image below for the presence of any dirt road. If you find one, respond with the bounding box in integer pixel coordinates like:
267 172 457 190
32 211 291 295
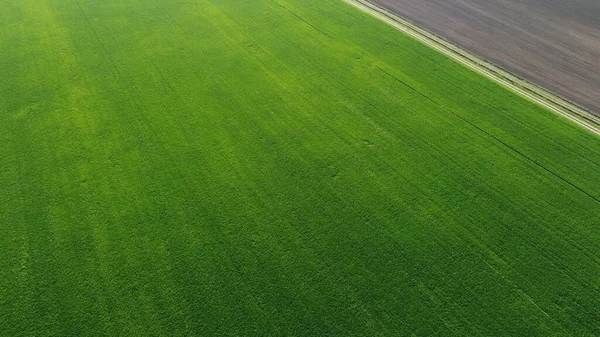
370 0 600 116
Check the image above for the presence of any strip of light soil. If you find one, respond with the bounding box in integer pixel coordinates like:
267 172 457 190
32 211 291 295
346 0 600 136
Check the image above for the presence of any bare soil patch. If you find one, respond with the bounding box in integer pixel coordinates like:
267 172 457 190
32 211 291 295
371 0 600 116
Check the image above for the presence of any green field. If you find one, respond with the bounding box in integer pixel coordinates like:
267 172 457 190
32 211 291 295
1 0 600 335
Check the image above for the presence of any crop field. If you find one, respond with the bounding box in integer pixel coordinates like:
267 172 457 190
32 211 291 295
1 0 600 336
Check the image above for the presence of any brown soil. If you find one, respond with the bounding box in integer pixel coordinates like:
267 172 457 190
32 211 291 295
370 0 600 116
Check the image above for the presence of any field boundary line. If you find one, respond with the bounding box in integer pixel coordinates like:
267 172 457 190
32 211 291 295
345 0 600 136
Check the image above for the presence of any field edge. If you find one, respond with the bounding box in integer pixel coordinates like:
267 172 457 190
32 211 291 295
345 0 600 136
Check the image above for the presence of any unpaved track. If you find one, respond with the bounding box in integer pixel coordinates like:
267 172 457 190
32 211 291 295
369 0 600 117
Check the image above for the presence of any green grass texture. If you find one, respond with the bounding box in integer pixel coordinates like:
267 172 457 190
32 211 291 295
1 0 599 335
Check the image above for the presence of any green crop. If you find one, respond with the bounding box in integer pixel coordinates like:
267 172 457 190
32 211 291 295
1 0 599 335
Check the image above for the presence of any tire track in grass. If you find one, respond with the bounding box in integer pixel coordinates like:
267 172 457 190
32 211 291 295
270 0 332 39
373 62 600 295
352 45 600 273
369 68 600 331
375 64 600 206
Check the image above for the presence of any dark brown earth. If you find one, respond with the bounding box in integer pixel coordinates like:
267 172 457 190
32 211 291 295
370 0 600 116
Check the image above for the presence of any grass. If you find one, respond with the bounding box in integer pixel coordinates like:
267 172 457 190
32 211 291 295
1 0 599 335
